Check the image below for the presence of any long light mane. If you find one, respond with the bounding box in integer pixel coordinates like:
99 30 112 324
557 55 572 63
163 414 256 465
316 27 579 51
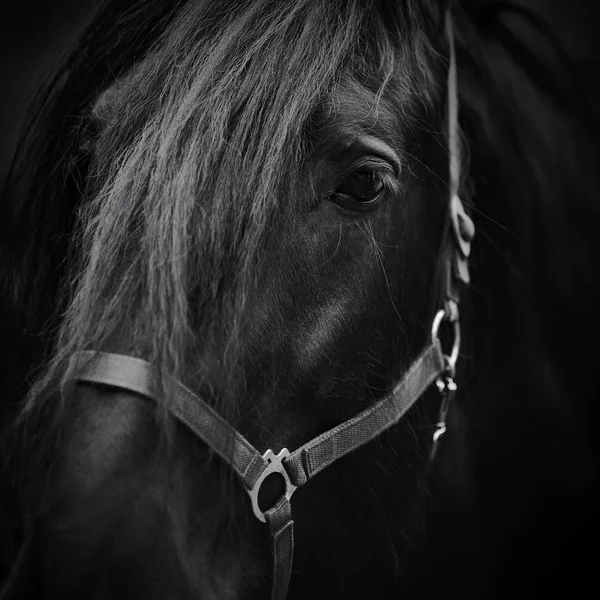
11 0 442 432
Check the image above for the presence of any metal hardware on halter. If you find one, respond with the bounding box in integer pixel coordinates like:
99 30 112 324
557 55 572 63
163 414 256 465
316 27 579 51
430 299 461 454
431 375 457 459
247 449 297 523
431 301 461 378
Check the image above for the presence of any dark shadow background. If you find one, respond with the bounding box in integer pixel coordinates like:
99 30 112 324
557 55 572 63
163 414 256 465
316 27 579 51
0 0 599 190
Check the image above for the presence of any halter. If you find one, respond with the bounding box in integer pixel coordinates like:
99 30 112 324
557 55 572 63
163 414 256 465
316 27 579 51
69 10 473 600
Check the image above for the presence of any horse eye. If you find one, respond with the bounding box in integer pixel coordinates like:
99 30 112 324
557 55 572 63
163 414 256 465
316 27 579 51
331 170 385 210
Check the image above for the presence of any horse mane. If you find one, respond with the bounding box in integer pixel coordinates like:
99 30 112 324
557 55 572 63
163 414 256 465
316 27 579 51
437 3 600 590
456 1 599 434
1 0 444 432
0 0 187 410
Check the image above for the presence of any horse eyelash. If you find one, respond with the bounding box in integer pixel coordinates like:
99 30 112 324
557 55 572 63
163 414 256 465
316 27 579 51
377 170 403 196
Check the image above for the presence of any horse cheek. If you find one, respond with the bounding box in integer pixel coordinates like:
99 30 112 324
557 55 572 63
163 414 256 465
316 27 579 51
31 388 186 598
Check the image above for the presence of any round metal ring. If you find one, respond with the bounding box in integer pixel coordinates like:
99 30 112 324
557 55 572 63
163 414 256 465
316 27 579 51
430 308 461 376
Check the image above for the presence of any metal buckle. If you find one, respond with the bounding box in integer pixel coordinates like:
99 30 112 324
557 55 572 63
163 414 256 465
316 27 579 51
247 449 297 523
434 375 457 436
430 301 461 459
430 374 457 460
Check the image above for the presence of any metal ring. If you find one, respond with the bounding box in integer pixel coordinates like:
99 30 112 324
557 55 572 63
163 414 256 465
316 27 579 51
246 448 297 523
430 308 461 376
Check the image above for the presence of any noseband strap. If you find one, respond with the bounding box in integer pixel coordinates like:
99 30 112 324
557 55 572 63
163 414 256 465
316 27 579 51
68 9 472 600
71 341 445 600
71 342 445 492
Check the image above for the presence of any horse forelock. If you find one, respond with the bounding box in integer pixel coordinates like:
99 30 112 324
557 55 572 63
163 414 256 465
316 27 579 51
23 0 442 434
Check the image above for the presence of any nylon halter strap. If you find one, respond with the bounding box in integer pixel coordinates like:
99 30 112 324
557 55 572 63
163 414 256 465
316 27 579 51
69 10 473 600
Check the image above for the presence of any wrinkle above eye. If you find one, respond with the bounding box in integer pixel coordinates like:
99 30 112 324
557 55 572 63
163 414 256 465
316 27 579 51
342 134 402 177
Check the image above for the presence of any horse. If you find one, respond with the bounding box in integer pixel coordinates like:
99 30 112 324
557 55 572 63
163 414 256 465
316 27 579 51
0 0 598 598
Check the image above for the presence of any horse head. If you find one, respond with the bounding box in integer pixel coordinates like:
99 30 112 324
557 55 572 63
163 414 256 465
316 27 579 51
1 1 597 599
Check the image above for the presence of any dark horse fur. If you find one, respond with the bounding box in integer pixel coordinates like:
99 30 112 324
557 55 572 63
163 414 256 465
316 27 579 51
0 1 598 598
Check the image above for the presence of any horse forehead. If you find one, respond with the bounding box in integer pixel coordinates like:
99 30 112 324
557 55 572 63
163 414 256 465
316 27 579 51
319 79 402 145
